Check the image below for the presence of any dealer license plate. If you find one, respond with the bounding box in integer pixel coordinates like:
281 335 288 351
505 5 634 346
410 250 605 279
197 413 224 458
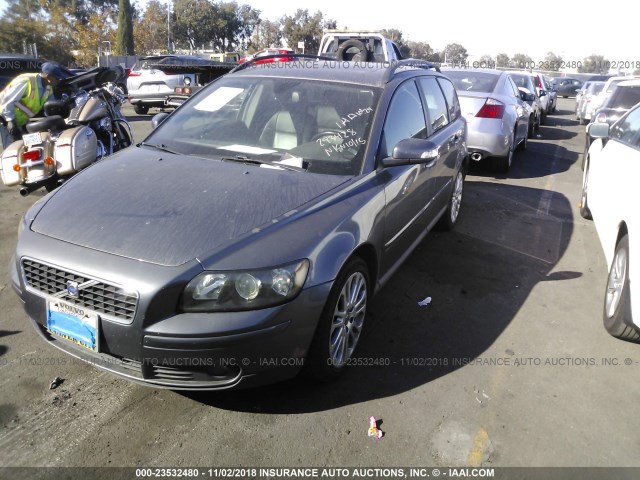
47 300 99 352
22 132 43 147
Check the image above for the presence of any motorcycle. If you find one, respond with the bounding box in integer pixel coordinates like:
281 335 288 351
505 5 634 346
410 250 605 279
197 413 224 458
0 66 134 196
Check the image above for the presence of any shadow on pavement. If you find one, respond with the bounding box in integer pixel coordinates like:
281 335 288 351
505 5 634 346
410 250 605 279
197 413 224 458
184 180 574 413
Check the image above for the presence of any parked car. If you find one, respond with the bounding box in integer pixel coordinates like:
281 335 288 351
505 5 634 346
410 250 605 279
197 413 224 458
10 59 467 391
443 68 530 171
528 72 551 120
238 48 295 64
576 81 605 125
126 55 198 114
543 75 557 113
556 78 583 97
582 80 640 170
510 72 543 131
595 76 640 110
579 104 640 342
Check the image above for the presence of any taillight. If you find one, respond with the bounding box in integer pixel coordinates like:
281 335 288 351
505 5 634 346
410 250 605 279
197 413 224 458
595 112 607 123
476 98 505 119
128 71 141 76
536 77 543 89
175 87 183 94
23 149 42 161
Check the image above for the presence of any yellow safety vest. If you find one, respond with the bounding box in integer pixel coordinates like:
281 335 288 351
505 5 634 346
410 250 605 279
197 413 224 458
2 73 52 127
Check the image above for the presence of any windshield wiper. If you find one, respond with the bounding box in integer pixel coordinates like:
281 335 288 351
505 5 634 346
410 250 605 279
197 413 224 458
220 155 307 172
139 142 181 155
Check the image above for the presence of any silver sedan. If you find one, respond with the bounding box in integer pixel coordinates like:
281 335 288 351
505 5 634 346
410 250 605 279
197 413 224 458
444 69 531 172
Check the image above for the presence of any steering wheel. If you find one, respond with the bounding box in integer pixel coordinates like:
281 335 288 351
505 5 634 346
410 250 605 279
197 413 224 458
312 130 344 144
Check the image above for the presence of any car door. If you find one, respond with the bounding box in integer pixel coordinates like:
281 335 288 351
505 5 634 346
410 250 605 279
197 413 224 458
417 76 465 212
379 79 438 272
507 75 530 142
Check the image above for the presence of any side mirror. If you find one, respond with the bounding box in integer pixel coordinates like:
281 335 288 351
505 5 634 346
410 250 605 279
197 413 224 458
588 122 610 139
539 89 547 97
381 138 439 167
151 112 170 129
519 90 535 102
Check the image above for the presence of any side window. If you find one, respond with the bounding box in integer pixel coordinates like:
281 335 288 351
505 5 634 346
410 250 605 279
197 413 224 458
418 77 450 132
611 107 640 147
436 77 461 121
379 81 427 158
507 77 520 97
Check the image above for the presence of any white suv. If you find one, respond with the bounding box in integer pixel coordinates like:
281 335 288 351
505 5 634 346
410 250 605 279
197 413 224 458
127 55 197 115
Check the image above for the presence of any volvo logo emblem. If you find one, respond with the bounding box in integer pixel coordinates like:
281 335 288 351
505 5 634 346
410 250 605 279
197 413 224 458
66 281 80 298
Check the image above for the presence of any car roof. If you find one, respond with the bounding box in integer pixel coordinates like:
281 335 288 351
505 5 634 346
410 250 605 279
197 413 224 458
443 68 505 77
231 60 442 87
617 79 640 87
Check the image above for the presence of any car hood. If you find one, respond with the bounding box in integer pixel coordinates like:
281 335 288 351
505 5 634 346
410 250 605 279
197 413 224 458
31 148 349 266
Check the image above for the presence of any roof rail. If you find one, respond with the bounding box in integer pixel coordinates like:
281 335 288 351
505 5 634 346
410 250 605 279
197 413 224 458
230 53 335 73
382 59 440 82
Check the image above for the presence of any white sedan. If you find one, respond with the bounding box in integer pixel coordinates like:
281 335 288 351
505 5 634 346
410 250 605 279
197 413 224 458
581 104 640 341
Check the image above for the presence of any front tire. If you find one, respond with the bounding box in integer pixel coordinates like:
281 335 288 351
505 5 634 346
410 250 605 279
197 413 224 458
305 257 370 381
603 235 639 342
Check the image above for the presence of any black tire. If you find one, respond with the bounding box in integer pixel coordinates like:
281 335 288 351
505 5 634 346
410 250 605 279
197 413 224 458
603 234 639 342
579 158 592 219
527 118 534 139
336 39 370 62
44 183 57 193
305 257 370 382
133 104 149 115
437 169 464 230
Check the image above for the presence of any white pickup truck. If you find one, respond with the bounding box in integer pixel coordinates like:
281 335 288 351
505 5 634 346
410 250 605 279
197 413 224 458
318 30 405 62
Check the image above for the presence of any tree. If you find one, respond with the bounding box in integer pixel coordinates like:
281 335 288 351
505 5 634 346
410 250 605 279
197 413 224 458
173 0 217 51
544 51 563 71
248 19 282 52
381 28 404 45
115 0 134 55
404 41 435 60
478 54 494 68
496 53 510 68
443 43 467 66
281 9 333 53
578 54 610 74
512 53 533 70
133 0 168 55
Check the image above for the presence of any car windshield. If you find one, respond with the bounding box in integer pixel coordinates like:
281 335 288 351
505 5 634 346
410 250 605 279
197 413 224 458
604 86 640 109
443 71 499 93
145 74 380 176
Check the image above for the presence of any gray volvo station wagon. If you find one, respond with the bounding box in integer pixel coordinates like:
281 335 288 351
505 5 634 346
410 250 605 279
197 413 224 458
11 58 467 390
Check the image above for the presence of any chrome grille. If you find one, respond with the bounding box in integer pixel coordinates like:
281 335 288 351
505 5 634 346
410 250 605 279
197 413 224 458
22 259 138 322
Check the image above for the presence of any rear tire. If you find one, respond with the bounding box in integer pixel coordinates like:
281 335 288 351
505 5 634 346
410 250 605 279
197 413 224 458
493 132 515 172
603 235 639 342
133 104 149 115
437 169 464 230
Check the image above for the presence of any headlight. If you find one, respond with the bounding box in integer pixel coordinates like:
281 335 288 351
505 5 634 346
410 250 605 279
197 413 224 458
17 215 26 238
182 259 309 312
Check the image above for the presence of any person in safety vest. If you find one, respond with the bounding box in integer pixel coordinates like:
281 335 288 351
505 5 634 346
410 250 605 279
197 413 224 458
0 62 66 148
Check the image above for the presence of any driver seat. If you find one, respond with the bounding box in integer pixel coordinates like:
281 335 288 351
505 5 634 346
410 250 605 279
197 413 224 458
259 91 316 149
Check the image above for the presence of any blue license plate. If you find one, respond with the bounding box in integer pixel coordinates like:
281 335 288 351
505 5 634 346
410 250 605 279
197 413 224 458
47 300 99 352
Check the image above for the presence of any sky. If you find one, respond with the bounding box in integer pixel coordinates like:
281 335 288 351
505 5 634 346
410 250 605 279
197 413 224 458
1 0 637 67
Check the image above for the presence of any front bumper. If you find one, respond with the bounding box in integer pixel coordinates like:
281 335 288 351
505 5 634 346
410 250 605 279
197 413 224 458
11 250 331 391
